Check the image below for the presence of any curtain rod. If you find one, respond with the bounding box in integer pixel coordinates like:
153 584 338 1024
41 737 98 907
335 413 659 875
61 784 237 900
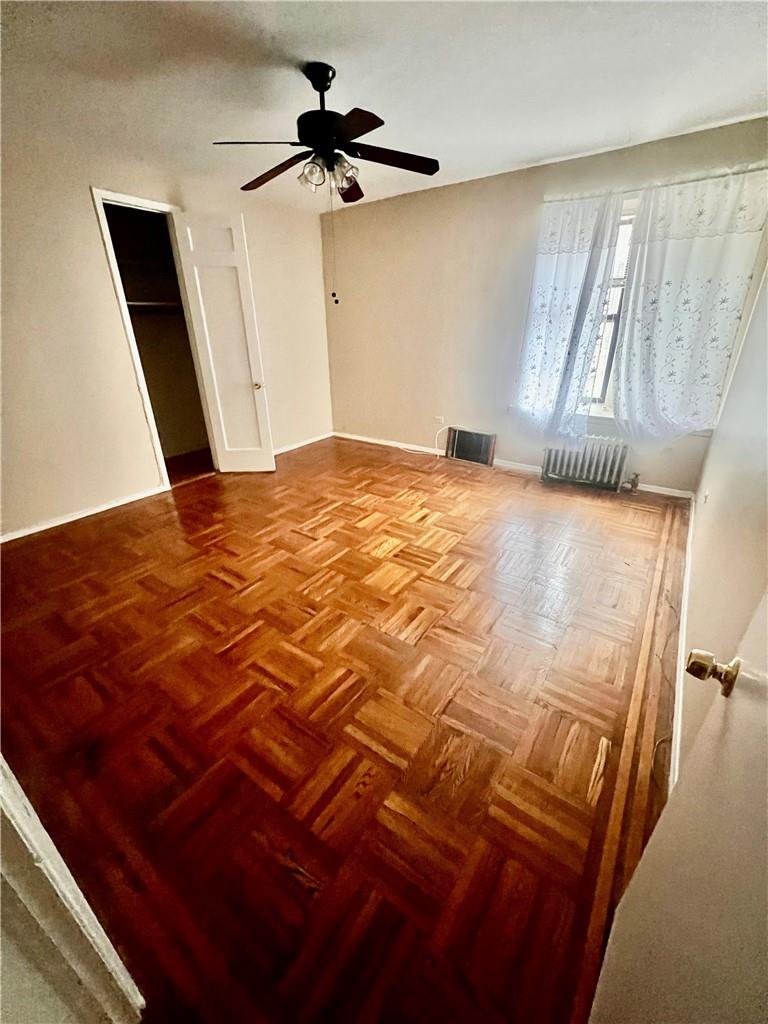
543 161 768 204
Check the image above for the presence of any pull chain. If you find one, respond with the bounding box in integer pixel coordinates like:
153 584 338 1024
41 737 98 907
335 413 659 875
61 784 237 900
328 178 340 305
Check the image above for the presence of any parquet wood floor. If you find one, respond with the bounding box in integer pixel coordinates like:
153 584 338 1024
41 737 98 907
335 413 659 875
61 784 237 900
1 438 688 1024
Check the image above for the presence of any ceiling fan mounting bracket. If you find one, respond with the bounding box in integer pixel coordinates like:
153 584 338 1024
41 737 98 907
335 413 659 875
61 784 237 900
303 62 336 95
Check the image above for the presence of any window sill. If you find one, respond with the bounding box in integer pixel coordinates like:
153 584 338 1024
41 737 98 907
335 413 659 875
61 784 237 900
508 407 713 440
587 412 713 440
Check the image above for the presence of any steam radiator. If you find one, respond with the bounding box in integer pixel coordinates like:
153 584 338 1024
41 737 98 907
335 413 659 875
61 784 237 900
541 436 628 492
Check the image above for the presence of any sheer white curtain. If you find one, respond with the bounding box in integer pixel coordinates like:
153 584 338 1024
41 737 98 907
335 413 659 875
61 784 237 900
614 169 767 441
517 193 623 439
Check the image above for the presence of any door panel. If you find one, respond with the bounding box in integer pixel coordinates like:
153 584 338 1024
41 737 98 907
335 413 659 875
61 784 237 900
194 265 263 451
590 596 768 1023
170 211 274 471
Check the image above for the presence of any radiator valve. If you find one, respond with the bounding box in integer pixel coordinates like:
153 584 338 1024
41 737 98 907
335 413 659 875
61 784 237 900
620 473 640 493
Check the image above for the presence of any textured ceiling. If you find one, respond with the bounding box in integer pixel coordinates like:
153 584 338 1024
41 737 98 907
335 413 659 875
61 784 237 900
3 1 766 208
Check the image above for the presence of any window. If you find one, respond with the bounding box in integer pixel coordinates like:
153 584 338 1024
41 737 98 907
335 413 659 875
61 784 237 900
585 197 636 417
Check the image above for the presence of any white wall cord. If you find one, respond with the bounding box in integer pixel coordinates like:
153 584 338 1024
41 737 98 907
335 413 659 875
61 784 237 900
395 423 463 459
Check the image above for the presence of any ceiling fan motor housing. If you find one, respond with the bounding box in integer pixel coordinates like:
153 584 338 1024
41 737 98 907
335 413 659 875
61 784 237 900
297 110 346 163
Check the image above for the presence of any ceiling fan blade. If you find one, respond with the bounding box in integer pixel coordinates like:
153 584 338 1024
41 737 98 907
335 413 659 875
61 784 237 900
340 180 364 204
341 108 385 141
214 140 301 146
241 151 313 191
343 142 439 176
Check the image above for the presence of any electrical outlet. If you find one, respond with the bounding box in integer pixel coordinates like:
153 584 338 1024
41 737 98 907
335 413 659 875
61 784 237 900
434 415 445 424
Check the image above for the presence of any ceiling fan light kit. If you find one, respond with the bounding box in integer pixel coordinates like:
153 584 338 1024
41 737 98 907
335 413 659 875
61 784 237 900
213 61 440 203
331 155 359 193
297 156 327 192
296 153 360 195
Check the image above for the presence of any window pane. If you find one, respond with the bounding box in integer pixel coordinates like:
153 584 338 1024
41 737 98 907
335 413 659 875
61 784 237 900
612 220 633 279
592 325 612 402
606 285 623 317
582 208 633 415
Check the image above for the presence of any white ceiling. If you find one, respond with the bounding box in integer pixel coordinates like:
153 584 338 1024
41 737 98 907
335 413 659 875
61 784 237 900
4 1 767 209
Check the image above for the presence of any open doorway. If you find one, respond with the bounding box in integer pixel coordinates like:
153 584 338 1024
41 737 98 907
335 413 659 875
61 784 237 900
101 201 215 488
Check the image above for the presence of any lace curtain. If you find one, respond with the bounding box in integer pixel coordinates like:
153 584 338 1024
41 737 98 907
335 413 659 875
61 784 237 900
517 193 623 439
613 169 767 440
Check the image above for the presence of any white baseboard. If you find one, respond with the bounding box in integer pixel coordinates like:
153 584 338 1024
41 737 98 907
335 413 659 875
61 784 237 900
332 432 696 495
637 482 695 499
1 484 170 544
1 436 695 544
333 431 441 456
273 431 334 456
3 435 336 541
493 457 540 475
334 432 539 469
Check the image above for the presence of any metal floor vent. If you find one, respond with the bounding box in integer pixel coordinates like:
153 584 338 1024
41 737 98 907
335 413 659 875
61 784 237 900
542 436 628 492
445 428 496 467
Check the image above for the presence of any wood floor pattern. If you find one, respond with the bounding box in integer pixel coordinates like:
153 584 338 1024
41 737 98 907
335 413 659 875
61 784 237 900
1 438 688 1024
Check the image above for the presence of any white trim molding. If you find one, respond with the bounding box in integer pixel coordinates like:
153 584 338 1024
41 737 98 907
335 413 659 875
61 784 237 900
273 432 334 456
1 757 145 1023
493 457 540 475
0 434 694 544
670 493 696 789
637 482 695 499
90 187 180 215
90 187 179 492
333 431 440 456
1 485 169 544
334 434 539 477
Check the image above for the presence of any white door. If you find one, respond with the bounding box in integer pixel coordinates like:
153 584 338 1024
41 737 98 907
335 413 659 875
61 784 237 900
170 212 275 472
589 594 768 1024
590 270 767 1023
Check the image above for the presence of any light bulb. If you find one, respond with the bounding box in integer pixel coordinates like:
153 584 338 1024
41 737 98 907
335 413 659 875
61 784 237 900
331 155 359 193
298 157 326 191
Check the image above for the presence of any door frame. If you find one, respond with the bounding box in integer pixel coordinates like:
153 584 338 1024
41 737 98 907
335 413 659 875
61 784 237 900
2 756 145 1022
90 187 216 490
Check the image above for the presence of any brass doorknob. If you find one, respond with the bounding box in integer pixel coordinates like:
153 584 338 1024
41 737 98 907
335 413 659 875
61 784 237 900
686 649 742 697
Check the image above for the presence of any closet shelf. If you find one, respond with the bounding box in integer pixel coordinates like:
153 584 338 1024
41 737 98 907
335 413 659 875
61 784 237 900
126 301 183 314
117 257 177 269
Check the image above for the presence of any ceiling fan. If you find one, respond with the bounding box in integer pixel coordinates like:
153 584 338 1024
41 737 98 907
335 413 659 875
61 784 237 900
214 62 439 204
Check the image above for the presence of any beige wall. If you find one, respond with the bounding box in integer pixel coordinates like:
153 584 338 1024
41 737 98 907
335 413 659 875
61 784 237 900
679 274 768 764
1 151 331 536
322 118 767 491
1 85 331 537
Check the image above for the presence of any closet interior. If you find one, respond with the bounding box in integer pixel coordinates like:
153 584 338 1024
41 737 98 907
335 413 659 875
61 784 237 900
103 203 215 487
